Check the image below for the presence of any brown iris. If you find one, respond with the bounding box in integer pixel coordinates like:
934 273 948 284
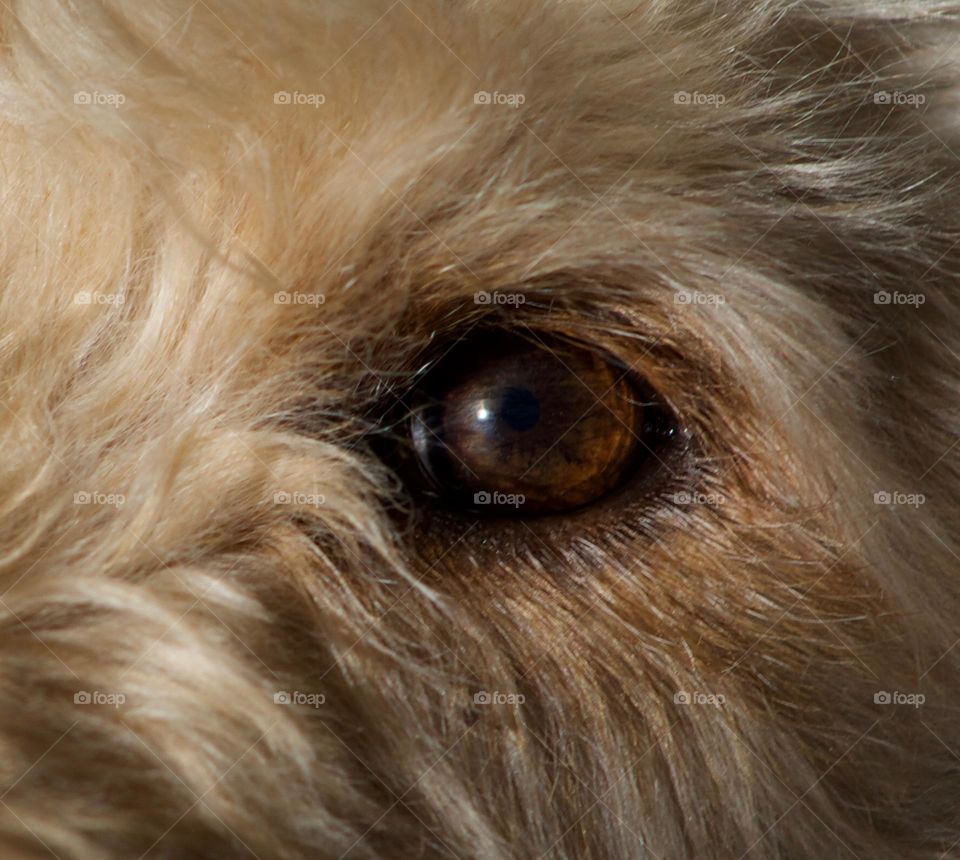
407 332 675 515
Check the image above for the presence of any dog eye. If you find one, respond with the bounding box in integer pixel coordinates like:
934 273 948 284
405 332 677 515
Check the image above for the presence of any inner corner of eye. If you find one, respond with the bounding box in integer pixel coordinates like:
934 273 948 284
382 330 679 518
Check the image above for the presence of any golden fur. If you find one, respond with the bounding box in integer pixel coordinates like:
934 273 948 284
0 0 959 857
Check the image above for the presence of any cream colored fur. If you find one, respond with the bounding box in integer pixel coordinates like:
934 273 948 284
0 1 959 857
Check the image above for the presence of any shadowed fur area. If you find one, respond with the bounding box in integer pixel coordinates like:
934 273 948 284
1 0 960 857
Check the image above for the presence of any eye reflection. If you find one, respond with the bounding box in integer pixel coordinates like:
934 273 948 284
405 332 677 516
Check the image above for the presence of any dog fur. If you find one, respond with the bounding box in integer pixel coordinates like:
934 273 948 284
1 0 959 857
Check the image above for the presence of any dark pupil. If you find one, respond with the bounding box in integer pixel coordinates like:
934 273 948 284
499 387 540 432
407 332 659 516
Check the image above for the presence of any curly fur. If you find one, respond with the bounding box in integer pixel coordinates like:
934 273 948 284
0 0 959 857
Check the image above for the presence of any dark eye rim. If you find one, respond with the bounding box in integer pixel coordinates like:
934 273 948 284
369 326 685 520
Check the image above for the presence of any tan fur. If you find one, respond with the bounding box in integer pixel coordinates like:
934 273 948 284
0 0 959 857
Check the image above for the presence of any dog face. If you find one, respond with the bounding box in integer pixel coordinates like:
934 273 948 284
1 1 959 857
